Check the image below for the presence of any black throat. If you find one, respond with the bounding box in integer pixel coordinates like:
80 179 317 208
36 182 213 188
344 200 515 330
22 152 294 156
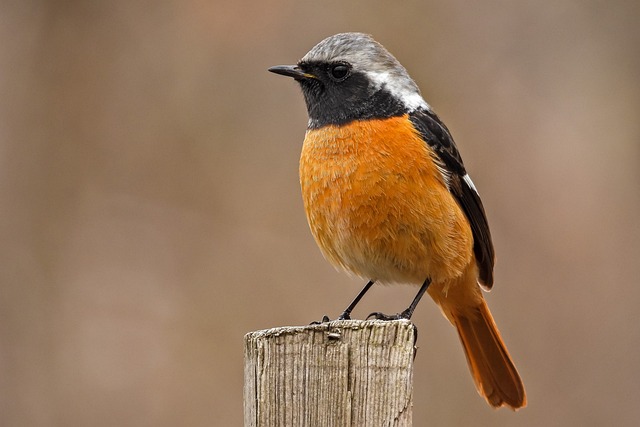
299 71 408 129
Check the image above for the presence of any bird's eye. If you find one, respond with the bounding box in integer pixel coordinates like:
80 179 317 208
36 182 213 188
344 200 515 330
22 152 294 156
328 63 350 81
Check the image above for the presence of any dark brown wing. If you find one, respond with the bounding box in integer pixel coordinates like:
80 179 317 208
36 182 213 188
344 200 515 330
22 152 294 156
409 109 495 289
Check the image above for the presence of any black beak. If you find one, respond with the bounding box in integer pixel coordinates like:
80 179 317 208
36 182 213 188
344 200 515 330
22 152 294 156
268 65 315 80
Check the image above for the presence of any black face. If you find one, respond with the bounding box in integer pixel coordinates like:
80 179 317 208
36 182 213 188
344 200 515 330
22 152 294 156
296 60 406 128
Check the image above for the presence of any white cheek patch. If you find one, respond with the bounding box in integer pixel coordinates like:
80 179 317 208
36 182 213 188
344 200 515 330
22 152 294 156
365 70 430 112
463 174 479 194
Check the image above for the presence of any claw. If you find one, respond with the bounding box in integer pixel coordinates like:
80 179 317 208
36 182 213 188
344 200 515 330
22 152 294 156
309 315 332 325
366 308 412 321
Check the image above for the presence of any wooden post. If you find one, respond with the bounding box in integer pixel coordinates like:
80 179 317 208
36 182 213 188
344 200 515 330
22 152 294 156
244 319 416 427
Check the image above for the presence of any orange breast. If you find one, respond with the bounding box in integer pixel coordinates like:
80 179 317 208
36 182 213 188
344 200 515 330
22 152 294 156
300 115 473 285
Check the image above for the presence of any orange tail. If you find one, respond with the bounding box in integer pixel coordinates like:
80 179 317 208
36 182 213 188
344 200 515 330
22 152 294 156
451 299 527 410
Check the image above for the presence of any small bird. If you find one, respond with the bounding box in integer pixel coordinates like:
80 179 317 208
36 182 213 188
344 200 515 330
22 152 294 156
269 32 526 410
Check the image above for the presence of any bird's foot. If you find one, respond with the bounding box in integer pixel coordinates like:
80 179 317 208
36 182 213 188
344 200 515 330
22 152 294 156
366 308 412 321
309 315 331 325
337 311 352 320
309 312 353 325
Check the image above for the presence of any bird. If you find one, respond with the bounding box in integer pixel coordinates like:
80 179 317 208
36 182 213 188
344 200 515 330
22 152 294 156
268 32 526 410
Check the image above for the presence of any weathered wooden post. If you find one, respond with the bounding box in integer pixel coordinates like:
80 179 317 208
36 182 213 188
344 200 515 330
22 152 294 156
244 319 416 427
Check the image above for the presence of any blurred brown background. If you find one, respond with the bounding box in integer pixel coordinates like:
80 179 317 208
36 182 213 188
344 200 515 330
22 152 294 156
1 1 639 426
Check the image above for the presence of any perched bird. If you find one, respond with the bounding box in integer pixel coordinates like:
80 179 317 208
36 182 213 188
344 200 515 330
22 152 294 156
269 32 526 410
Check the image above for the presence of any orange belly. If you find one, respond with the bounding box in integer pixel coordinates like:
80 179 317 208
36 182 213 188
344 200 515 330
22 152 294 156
300 115 474 285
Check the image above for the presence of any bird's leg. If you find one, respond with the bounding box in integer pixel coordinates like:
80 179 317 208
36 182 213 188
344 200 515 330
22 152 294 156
310 280 376 324
368 278 431 320
337 280 375 320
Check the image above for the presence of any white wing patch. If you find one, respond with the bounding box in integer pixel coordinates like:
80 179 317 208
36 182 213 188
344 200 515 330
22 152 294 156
463 174 479 194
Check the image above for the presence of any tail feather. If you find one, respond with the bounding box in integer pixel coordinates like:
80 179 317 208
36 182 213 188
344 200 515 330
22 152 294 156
452 300 527 410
